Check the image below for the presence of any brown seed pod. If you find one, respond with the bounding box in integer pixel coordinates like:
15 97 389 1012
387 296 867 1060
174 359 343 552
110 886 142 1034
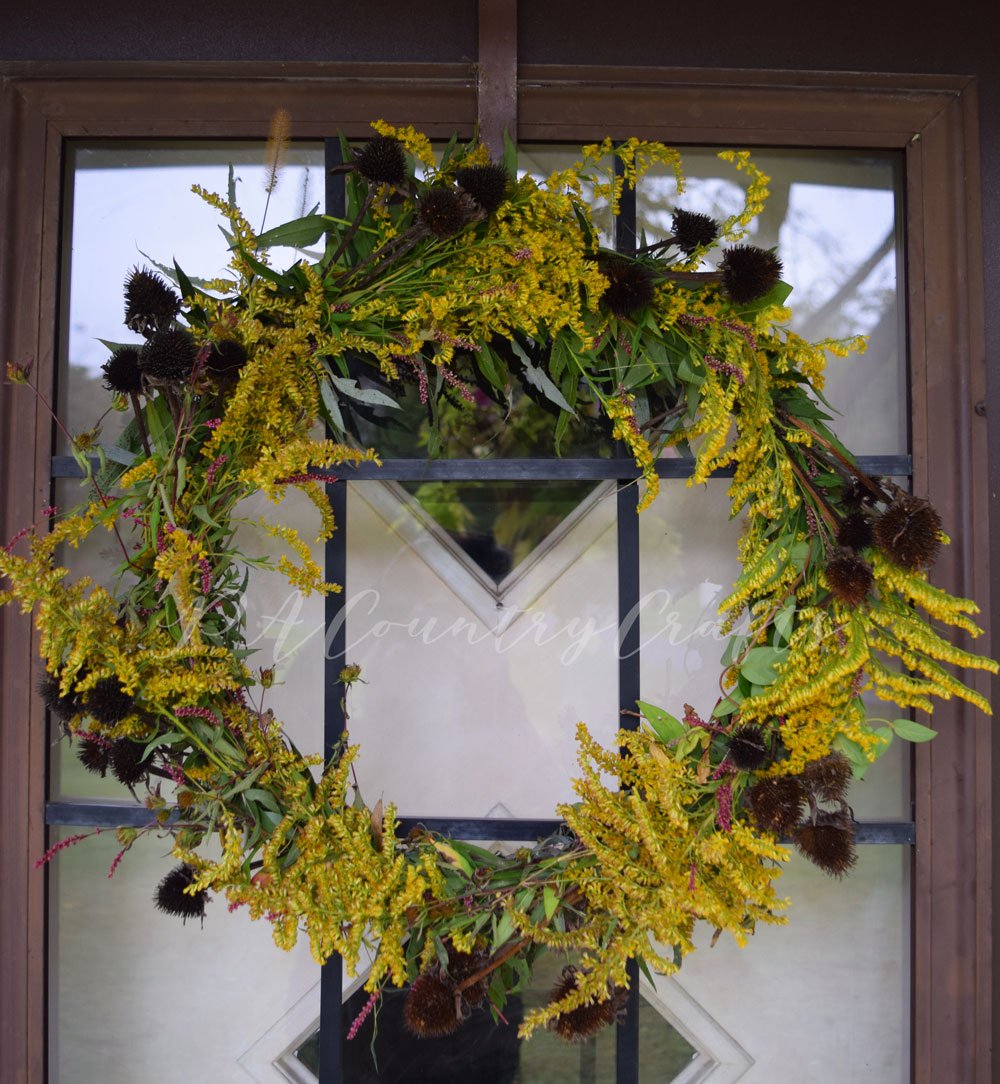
874 496 943 571
825 551 874 608
793 810 857 878
403 970 462 1038
747 775 806 836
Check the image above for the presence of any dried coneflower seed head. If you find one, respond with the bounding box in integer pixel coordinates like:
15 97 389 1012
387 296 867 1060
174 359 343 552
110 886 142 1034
837 512 874 552
78 737 112 777
874 496 943 571
719 245 783 304
598 255 655 318
205 339 248 375
748 775 806 836
154 864 208 921
825 551 874 608
39 673 80 721
800 751 853 803
671 209 719 255
124 266 180 335
726 724 770 771
418 187 469 238
547 966 617 1043
355 134 407 187
139 329 198 382
86 677 135 725
454 164 510 214
110 738 150 787
444 941 489 1008
403 971 461 1038
101 346 144 396
793 811 857 877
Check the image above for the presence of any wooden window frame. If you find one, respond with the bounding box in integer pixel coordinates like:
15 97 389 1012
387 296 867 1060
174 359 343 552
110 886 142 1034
0 62 990 1083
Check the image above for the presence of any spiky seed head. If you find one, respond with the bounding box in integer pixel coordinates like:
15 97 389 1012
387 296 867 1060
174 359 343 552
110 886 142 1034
205 339 248 375
454 164 510 214
597 254 655 318
874 496 943 571
77 737 112 777
443 940 489 1008
355 134 407 187
86 677 135 726
748 775 806 836
124 266 180 335
418 187 469 238
101 346 144 395
800 751 853 803
547 966 618 1043
726 724 770 771
825 551 874 608
109 738 150 787
402 970 461 1037
719 245 783 304
139 329 198 382
38 673 81 721
154 864 208 921
793 811 857 877
837 512 874 551
671 209 719 255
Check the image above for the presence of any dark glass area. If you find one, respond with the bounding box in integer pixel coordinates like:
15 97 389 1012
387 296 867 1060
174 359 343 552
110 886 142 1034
397 479 604 584
349 372 613 461
295 953 697 1083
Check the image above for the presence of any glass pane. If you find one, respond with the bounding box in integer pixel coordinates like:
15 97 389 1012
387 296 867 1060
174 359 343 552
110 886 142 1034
638 149 906 456
646 848 910 1083
638 480 911 820
48 826 319 1083
61 141 325 451
344 481 619 819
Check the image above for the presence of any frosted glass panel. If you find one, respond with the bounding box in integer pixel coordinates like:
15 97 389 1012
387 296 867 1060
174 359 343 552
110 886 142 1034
344 482 619 818
651 848 910 1083
49 827 319 1084
638 481 910 821
639 150 905 455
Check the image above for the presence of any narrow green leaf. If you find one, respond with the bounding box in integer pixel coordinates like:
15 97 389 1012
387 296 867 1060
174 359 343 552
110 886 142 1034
329 375 400 409
256 214 330 251
739 645 788 686
543 885 558 921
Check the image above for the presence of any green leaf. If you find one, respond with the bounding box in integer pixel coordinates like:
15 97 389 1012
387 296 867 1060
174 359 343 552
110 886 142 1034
735 279 793 315
256 214 330 251
329 376 400 409
888 718 938 743
637 700 685 745
543 885 558 921
491 911 516 953
510 339 576 414
319 377 346 435
711 692 743 718
502 129 518 179
832 734 874 780
773 603 796 647
739 645 787 686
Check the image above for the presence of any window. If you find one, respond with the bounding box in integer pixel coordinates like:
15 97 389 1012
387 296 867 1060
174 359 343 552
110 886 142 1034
0 67 989 1083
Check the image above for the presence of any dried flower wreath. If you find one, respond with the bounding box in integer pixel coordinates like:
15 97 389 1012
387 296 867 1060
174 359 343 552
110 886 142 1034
3 121 996 1044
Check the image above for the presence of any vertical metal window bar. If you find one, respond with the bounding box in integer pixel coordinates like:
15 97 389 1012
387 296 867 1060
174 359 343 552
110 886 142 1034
613 150 641 1084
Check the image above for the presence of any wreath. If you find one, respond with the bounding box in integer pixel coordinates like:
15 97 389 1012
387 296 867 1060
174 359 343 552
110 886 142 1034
4 120 996 1045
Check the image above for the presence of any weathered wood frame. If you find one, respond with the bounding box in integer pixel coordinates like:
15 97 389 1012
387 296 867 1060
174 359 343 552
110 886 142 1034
0 62 989 1083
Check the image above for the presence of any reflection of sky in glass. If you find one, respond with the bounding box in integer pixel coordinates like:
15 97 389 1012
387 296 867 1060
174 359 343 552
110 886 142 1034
65 143 325 375
640 150 904 454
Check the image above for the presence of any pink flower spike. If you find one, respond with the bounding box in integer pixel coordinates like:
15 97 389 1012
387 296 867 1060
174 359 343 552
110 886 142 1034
40 505 57 517
108 847 127 878
715 781 733 832
34 830 100 870
346 991 380 1040
205 417 223 430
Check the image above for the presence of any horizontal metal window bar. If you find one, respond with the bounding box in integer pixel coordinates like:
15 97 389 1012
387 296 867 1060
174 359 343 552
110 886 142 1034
44 801 915 844
51 454 913 482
